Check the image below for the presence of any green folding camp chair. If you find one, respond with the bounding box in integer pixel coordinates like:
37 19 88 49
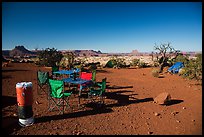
37 70 49 95
92 69 96 83
52 66 60 79
88 78 106 105
48 79 73 114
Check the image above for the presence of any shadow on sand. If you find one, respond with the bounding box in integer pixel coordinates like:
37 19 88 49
34 87 183 125
2 96 17 108
2 69 30 72
2 75 12 79
105 90 154 107
106 85 133 90
165 99 184 106
96 69 111 73
2 116 22 135
35 107 113 124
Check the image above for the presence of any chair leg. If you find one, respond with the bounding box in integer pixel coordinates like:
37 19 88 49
64 97 72 112
37 84 40 95
37 84 47 95
48 98 64 114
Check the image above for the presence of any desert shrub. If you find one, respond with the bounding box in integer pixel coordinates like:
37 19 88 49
72 57 87 71
152 69 160 77
138 61 148 68
130 59 140 66
105 60 115 68
180 53 202 80
178 68 186 76
130 58 148 68
153 60 160 67
59 52 75 69
37 48 63 67
171 54 189 66
105 56 126 68
87 64 97 71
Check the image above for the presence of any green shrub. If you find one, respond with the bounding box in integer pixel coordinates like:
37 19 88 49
180 53 202 80
105 60 115 68
130 59 148 68
105 56 126 68
37 48 63 67
172 54 189 66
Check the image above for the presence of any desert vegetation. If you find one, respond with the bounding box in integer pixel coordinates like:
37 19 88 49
2 44 202 82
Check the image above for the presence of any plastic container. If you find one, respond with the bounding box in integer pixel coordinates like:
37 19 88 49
16 82 34 127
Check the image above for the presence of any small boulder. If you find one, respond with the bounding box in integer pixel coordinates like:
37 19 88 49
154 92 171 105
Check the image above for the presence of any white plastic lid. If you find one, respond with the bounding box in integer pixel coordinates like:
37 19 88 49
16 82 32 88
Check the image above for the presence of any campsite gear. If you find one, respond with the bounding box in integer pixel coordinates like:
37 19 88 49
48 79 73 114
168 62 184 74
37 71 49 95
53 68 80 79
88 78 107 105
52 66 60 79
79 72 93 91
92 69 96 83
16 82 34 127
62 77 92 107
72 68 77 80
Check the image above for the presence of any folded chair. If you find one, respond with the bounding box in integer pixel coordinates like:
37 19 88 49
88 78 106 105
48 79 73 114
37 70 49 95
52 66 60 79
92 69 96 83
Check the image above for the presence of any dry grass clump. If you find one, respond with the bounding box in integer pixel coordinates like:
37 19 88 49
152 69 160 77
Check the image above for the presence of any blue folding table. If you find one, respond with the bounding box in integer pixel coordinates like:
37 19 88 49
62 77 92 107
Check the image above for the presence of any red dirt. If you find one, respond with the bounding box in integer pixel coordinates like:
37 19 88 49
2 63 202 135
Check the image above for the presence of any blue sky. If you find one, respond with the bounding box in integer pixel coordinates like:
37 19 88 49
2 2 202 53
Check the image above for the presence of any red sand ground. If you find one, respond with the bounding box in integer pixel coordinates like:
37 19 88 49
2 63 202 135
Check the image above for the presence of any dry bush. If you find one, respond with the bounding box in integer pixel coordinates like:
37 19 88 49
152 69 160 77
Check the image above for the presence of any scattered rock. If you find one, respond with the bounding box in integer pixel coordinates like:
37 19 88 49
171 111 179 116
153 92 171 105
76 131 82 135
145 122 149 126
154 112 160 116
176 120 180 123
148 131 153 135
192 119 195 122
53 126 59 130
35 101 40 104
182 107 186 109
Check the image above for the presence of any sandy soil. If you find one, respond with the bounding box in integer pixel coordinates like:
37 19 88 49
2 63 202 135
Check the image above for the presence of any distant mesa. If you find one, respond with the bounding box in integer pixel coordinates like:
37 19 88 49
2 46 201 58
131 50 139 55
131 50 139 54
61 49 102 57
7 45 36 57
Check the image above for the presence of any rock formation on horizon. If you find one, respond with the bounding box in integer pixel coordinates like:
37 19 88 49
9 45 36 57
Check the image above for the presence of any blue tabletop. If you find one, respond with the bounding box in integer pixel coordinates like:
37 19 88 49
53 68 80 75
62 78 91 85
